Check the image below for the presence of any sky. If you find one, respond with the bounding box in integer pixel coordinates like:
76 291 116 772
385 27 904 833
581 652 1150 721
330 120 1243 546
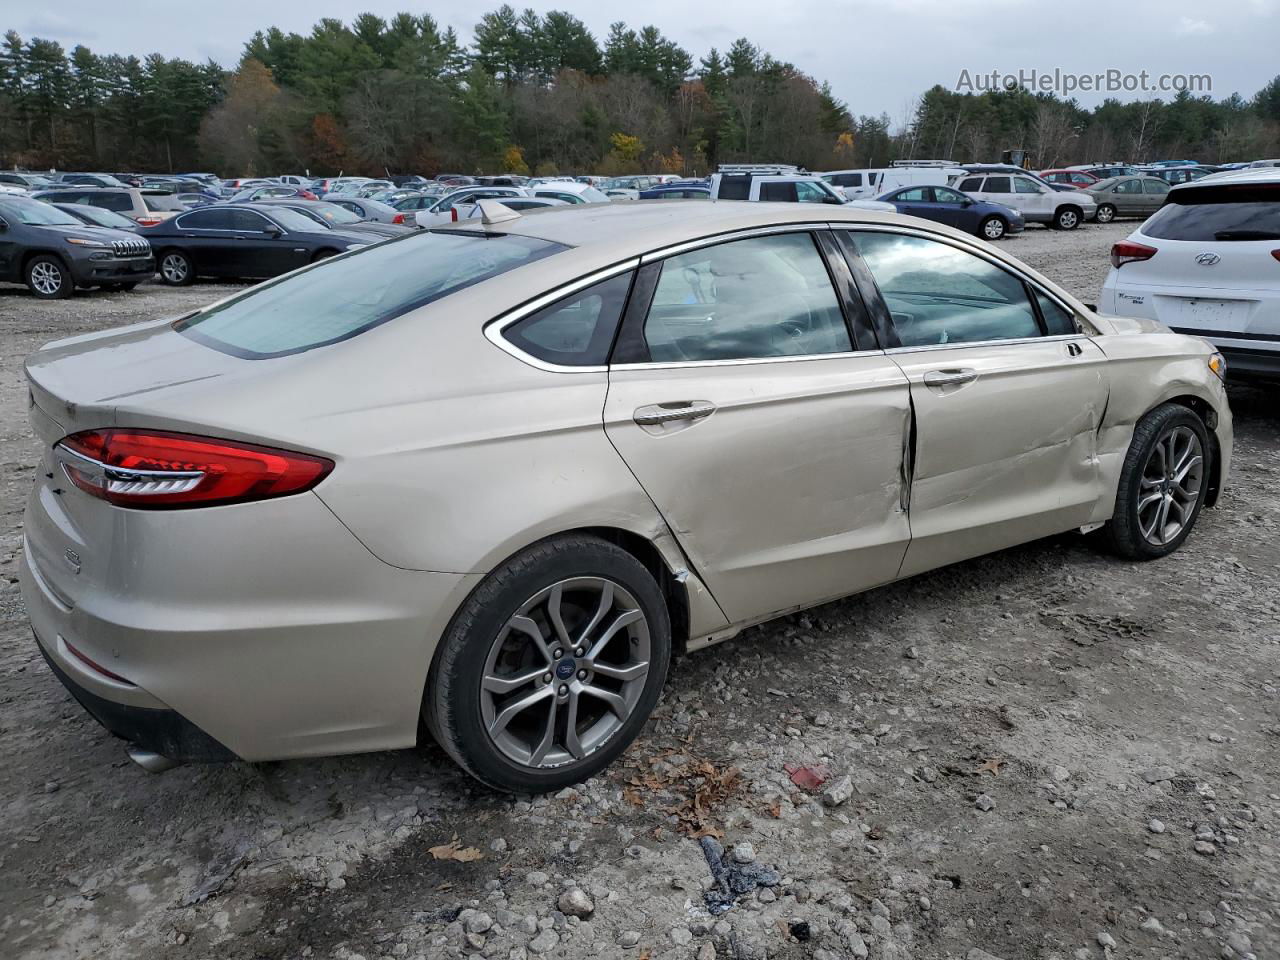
12 0 1279 123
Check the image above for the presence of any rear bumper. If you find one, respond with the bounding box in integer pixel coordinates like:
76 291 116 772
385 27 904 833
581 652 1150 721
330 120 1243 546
36 634 236 762
20 483 481 763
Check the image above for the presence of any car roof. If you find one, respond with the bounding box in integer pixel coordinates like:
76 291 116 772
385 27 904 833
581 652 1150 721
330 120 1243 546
1170 167 1280 190
449 198 932 256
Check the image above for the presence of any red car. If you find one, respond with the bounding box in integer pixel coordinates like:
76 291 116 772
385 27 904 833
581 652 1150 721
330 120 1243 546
1038 169 1101 189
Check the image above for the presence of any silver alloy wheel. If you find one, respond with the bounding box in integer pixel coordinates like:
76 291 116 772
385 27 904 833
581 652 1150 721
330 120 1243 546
161 253 189 283
982 218 1005 240
1096 205 1116 223
29 261 63 295
480 576 650 769
1137 425 1203 545
1058 209 1079 229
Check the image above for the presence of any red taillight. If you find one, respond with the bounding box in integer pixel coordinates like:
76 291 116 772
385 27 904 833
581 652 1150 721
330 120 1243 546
1110 240 1158 269
135 216 162 227
300 190 317 200
1272 250 1280 263
450 208 458 222
56 429 333 509
65 639 134 685
392 212 405 224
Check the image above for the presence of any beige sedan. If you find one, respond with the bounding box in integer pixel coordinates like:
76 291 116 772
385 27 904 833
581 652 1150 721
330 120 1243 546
20 200 1231 791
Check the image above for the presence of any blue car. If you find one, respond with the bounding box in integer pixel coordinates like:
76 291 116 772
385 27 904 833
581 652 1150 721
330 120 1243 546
638 183 711 200
877 185 1025 241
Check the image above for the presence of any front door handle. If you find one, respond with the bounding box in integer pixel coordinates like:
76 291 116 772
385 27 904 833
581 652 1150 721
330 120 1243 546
1066 341 1084 357
922 368 978 388
633 401 716 426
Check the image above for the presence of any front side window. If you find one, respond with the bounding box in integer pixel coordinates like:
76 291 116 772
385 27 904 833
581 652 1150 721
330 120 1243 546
984 176 1012 193
502 272 632 366
849 231 1042 347
896 187 931 202
796 181 836 203
176 232 566 358
641 232 851 362
1013 177 1041 194
1114 179 1140 194
933 187 967 203
1143 179 1170 196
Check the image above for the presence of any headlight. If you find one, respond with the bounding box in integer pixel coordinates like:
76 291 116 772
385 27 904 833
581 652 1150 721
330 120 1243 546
1208 352 1227 381
66 236 110 248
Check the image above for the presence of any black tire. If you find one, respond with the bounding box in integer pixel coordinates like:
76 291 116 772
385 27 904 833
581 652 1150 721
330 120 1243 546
978 216 1007 241
1101 403 1211 560
1053 206 1082 230
25 255 72 300
103 282 139 292
426 534 672 793
311 249 338 263
158 250 195 286
1094 203 1116 224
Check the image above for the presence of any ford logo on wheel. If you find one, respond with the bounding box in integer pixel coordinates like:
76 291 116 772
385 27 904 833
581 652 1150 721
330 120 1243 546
1194 252 1221 266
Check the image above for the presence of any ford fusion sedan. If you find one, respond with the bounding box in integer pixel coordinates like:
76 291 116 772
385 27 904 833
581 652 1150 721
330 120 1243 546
0 196 153 298
140 202 368 284
22 201 1231 791
878 184 1024 240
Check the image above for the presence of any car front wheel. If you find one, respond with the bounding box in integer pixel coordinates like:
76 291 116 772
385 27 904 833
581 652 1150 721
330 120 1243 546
979 216 1007 240
426 535 672 793
1053 206 1082 230
158 250 195 286
1102 403 1211 560
26 256 72 299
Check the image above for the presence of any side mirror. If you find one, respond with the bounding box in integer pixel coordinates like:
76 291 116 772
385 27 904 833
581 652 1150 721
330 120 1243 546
961 198 974 207
265 226 283 238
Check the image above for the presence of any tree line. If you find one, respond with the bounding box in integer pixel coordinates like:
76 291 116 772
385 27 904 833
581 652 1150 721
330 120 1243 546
2 13 1278 177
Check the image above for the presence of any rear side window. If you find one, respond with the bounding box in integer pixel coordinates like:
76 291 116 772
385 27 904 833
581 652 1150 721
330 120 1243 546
178 209 234 230
760 182 798 202
642 232 851 362
1143 187 1280 241
176 232 567 358
958 177 983 192
718 175 751 200
86 192 132 212
144 194 184 211
984 177 1012 193
502 272 632 366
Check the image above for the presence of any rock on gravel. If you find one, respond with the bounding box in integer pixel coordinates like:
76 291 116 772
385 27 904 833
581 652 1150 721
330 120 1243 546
556 889 594 919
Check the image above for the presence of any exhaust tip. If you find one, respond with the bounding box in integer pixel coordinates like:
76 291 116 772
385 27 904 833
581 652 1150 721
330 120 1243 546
127 746 182 774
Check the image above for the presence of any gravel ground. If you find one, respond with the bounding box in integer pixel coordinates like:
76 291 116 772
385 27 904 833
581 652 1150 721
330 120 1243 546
1 221 1277 960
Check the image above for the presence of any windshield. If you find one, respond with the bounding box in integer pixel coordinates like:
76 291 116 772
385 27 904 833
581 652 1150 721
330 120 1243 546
312 203 361 225
73 205 136 228
3 200 83 226
266 206 330 232
175 231 567 358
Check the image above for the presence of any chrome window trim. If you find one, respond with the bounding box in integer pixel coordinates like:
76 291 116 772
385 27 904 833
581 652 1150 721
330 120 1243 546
483 259 641 374
610 349 883 372
639 222 826 263
882 333 1085 356
828 221 1091 337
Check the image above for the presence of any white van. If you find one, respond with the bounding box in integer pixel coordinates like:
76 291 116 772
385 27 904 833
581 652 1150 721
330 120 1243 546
821 166 967 200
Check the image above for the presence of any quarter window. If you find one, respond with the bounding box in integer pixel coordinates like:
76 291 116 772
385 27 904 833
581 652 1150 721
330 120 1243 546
957 177 983 192
850 232 1042 347
641 232 851 362
502 272 632 366
1034 291 1077 336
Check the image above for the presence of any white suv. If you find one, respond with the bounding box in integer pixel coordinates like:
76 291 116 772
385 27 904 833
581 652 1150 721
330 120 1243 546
953 173 1095 229
709 165 894 210
1099 168 1280 379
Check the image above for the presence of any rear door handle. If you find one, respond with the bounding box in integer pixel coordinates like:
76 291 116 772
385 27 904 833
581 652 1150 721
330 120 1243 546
922 368 978 388
633 401 716 426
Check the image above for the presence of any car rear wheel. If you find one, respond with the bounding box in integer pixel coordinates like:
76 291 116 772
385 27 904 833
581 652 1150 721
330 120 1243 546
426 535 671 793
26 256 72 300
1102 403 1210 560
1053 206 1082 230
1094 203 1116 223
979 216 1007 241
159 251 194 286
